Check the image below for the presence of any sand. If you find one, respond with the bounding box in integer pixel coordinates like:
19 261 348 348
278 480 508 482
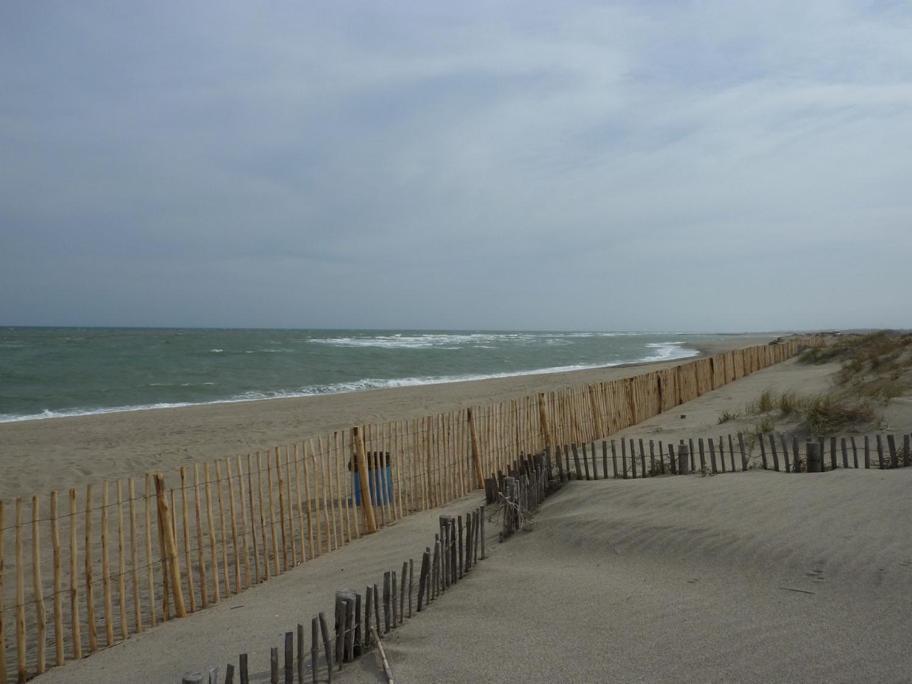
345 468 912 683
0 335 774 500
29 353 912 683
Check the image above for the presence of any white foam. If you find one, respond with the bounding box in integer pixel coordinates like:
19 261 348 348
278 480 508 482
641 341 699 362
310 331 634 350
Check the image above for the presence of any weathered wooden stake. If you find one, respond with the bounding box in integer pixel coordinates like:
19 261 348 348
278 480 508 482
408 558 414 618
806 441 822 473
297 623 305 683
399 561 407 624
240 653 249 684
353 427 378 534
417 551 429 611
311 617 319 684
50 491 63 666
284 631 293 684
677 443 690 475
318 612 333 684
467 408 486 489
383 572 391 633
154 475 187 617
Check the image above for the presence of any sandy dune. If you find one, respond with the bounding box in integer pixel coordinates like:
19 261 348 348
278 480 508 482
345 469 912 683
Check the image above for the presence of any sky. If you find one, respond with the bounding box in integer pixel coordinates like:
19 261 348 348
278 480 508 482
1 1 911 332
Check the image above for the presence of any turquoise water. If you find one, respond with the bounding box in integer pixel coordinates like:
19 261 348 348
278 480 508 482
0 328 721 422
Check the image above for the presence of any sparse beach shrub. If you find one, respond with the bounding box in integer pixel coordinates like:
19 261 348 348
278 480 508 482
777 391 800 417
802 394 875 435
746 389 776 415
717 410 740 424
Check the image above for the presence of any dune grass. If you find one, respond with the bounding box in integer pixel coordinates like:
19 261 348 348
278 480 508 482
724 331 911 436
800 331 912 403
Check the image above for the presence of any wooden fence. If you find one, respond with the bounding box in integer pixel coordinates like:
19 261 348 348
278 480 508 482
180 501 488 684
518 430 911 481
0 337 815 683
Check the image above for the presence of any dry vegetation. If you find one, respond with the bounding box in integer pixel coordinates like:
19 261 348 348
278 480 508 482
736 332 912 437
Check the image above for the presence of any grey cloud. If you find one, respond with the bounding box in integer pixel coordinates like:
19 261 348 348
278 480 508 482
1 1 911 331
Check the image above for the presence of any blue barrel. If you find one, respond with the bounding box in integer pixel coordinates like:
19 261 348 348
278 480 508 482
352 465 394 505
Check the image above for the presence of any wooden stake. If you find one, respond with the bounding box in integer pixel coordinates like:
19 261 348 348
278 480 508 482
246 454 260 584
100 483 114 647
292 445 307 562
204 463 220 602
274 448 289 571
308 441 326 555
319 438 336 549
16 498 26 683
143 475 157 628
335 434 350 544
393 422 405 519
266 452 280 576
370 627 395 684
236 455 252 588
31 496 46 674
226 460 242 593
178 468 196 613
302 443 315 559
465 408 485 489
215 461 231 591
153 475 186 617
319 612 333 684
348 433 361 540
116 482 128 640
285 448 297 567
353 427 378 534
255 452 270 580
49 492 63 666
68 489 81 659
128 480 141 635
192 465 208 608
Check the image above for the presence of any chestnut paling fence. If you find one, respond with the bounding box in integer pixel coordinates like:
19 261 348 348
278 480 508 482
0 337 817 683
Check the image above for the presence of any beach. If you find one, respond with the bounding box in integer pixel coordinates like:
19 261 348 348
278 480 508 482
0 335 775 499
25 343 912 683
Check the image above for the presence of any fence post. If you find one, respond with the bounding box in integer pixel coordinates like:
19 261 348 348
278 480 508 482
677 444 690 475
352 428 378 534
806 442 821 473
466 409 485 489
154 474 187 618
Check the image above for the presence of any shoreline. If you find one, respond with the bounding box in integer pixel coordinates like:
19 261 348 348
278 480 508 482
0 334 774 498
0 344 704 425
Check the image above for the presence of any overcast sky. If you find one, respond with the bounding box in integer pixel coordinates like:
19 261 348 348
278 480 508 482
1 1 910 332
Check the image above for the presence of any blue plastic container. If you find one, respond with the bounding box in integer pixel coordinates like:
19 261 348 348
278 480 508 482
352 466 394 505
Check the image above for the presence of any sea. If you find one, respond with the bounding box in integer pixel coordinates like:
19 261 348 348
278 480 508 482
0 328 727 423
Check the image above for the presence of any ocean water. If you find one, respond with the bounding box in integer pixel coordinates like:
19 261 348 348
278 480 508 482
0 328 719 422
